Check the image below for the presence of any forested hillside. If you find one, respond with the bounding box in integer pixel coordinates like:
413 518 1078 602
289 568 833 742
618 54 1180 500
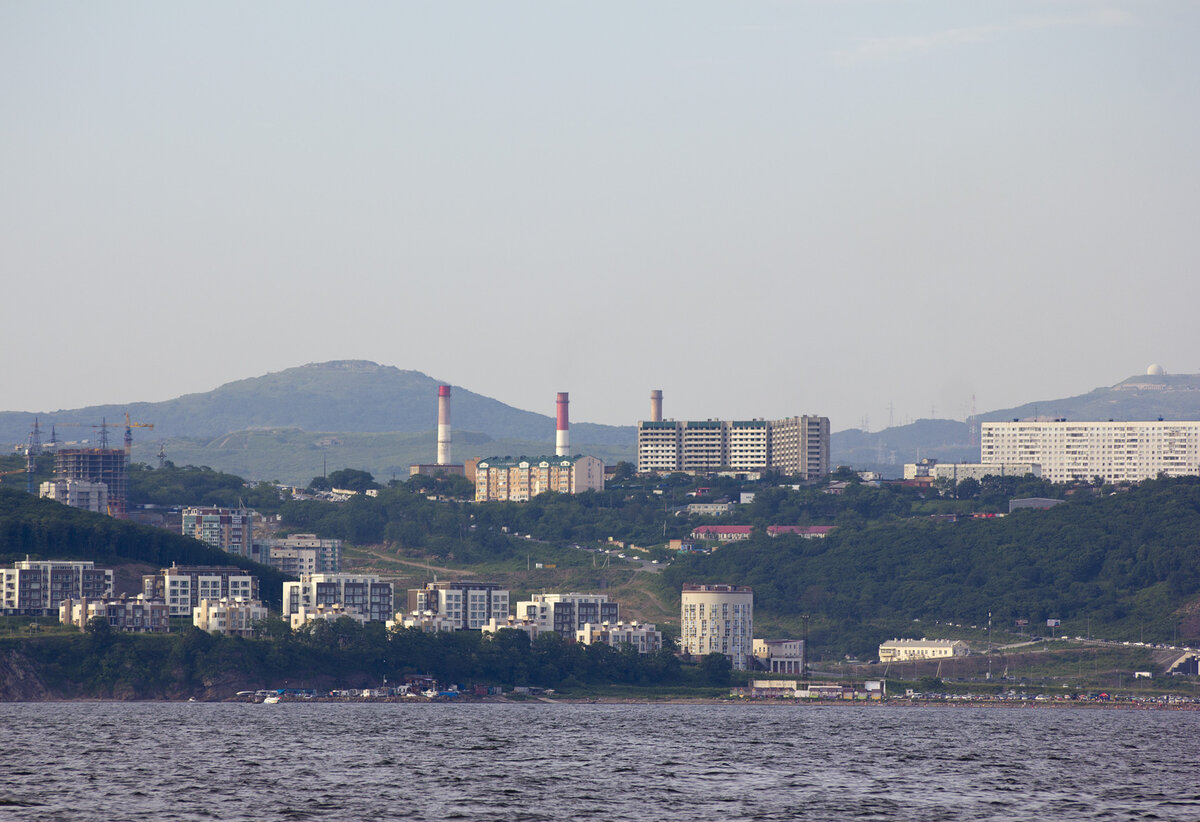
0 489 290 608
661 477 1200 654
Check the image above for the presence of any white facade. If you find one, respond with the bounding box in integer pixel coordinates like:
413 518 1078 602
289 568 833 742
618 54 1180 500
283 573 394 623
680 584 754 670
512 592 618 638
39 479 108 513
388 610 458 633
182 507 255 557
408 583 510 630
2 559 113 616
194 597 269 637
981 420 1200 484
146 567 257 617
878 638 969 662
480 616 545 641
60 595 169 633
577 621 663 654
753 638 804 674
290 602 367 631
266 533 341 573
637 416 829 478
903 461 1041 482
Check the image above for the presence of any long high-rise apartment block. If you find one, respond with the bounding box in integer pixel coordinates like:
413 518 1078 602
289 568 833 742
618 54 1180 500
474 454 605 502
637 393 829 477
980 420 1200 484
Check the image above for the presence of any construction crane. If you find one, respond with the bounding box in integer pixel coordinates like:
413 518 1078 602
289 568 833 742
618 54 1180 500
123 412 154 457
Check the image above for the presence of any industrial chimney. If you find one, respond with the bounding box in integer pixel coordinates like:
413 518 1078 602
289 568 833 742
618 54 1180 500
556 392 570 456
437 385 452 465
650 389 663 422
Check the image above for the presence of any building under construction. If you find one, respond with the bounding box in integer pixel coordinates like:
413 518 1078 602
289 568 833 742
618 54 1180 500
54 449 128 517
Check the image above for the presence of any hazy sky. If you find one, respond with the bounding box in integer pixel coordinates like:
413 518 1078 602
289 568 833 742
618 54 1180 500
4 1 1198 433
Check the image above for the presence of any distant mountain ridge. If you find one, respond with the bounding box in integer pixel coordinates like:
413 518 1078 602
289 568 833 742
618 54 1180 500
0 360 634 447
833 371 1200 476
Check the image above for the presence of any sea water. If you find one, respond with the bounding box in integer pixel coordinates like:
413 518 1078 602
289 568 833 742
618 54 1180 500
1 702 1197 821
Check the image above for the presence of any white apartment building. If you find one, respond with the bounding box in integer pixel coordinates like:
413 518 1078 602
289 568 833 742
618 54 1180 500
266 533 341 574
2 559 113 616
407 582 509 630
512 592 619 638
39 479 108 514
577 621 663 654
283 574 394 624
194 597 269 638
680 583 754 670
182 507 255 558
480 616 546 642
143 566 258 618
878 638 970 663
474 455 605 502
981 420 1200 484
903 460 1041 482
388 610 458 633
290 602 367 631
60 595 170 633
637 416 829 478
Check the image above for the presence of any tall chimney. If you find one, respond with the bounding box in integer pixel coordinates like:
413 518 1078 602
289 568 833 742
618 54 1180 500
437 385 452 465
556 392 570 456
650 389 663 422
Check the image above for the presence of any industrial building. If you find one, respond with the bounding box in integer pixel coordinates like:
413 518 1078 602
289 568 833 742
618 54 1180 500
680 583 754 670
410 385 467 479
980 420 1200 484
637 391 829 478
878 638 970 662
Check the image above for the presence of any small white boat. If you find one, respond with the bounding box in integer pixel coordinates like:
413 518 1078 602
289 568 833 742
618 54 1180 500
262 695 280 704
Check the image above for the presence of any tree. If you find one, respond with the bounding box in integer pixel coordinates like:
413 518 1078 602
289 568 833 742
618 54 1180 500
326 469 379 494
699 652 732 686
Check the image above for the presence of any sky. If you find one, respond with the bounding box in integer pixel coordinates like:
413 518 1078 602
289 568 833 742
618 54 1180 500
3 1 1198 433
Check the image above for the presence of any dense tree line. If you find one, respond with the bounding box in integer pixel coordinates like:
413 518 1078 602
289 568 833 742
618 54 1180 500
128 463 285 513
659 477 1200 655
6 619 707 699
0 488 290 608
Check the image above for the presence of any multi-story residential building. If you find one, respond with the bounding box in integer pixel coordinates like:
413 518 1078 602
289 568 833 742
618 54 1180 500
283 573 394 624
54 448 127 517
480 616 545 642
903 459 1041 482
680 583 754 670
182 507 255 558
59 595 169 633
388 610 458 633
143 565 259 618
193 597 269 637
39 479 109 514
981 420 1200 484
474 455 605 502
577 621 663 654
407 582 510 630
264 533 341 574
753 638 804 674
290 602 366 631
878 638 969 663
1 559 113 616
637 416 829 478
513 592 619 639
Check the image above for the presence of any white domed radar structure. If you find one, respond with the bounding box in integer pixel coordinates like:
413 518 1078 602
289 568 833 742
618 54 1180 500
1147 364 1166 376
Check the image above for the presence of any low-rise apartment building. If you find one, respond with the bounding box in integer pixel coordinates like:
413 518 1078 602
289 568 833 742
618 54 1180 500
143 565 259 618
407 582 509 630
59 594 169 633
194 597 269 637
512 592 619 639
2 559 113 616
577 621 663 654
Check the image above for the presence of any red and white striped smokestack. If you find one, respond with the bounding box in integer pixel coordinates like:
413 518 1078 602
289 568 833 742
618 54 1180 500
437 385 452 465
650 389 663 422
555 392 569 457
